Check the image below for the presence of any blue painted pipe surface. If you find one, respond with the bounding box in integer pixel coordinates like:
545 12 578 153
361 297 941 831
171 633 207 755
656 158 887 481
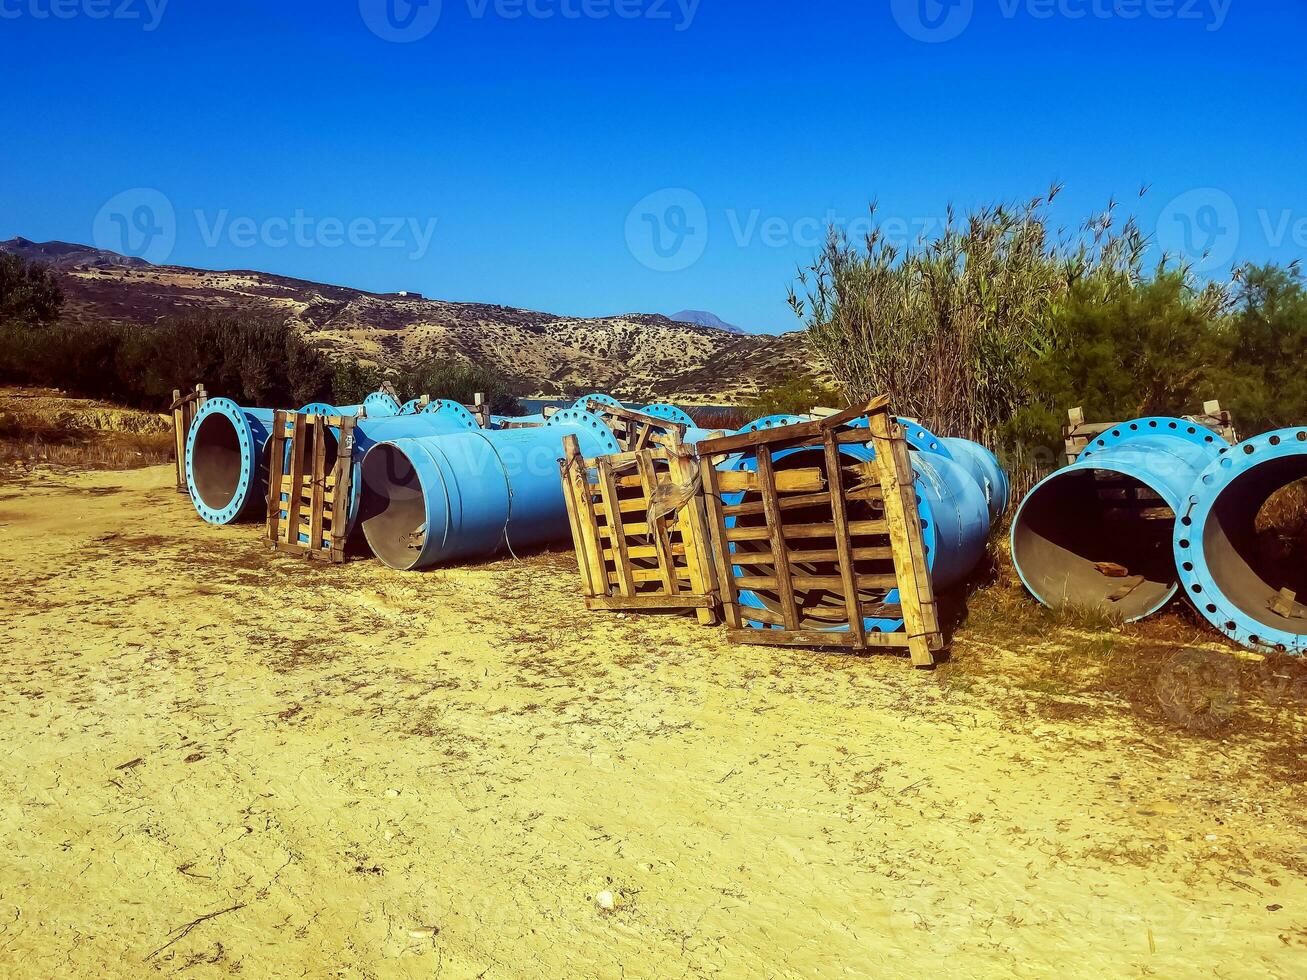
1011 417 1230 622
940 437 1010 523
639 403 696 427
1175 427 1307 653
186 398 275 525
720 443 992 633
358 411 621 570
363 391 402 418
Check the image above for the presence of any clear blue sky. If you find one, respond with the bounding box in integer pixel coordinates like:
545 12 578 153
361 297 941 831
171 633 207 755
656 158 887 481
2 0 1305 333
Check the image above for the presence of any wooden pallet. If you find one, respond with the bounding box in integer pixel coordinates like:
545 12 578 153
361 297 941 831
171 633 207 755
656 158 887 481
560 430 719 625
265 411 357 562
169 384 207 493
1063 400 1238 466
695 396 943 667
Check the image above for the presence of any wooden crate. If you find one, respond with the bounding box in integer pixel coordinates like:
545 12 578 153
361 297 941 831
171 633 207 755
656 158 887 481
1063 399 1238 465
560 431 719 625
265 411 357 562
169 384 207 493
695 396 943 667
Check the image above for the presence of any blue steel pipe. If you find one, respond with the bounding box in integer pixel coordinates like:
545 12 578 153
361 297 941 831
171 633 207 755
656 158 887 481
940 438 1010 524
720 442 992 634
1012 418 1230 622
1175 428 1307 653
357 410 621 570
187 399 480 528
186 398 276 525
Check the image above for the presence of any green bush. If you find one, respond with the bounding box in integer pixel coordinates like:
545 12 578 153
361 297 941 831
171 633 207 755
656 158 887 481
744 376 844 418
0 254 63 327
391 357 524 415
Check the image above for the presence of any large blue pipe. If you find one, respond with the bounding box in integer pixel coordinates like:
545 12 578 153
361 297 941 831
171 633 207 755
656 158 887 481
186 398 481 527
185 398 276 524
1175 428 1307 653
357 410 622 570
1012 417 1230 622
719 441 992 634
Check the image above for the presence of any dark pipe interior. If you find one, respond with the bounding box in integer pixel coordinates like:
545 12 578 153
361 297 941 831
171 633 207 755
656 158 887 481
1200 454 1307 639
1013 468 1176 621
359 444 427 570
731 449 895 630
191 412 242 511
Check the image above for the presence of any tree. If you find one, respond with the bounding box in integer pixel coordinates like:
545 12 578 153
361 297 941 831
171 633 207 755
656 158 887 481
1217 263 1307 435
0 254 63 327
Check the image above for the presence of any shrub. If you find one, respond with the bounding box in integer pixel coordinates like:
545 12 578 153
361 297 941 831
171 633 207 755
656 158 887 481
0 254 63 327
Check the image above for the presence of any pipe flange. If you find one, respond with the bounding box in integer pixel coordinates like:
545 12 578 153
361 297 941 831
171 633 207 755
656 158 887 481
572 392 623 411
1175 427 1307 654
639 403 696 427
398 398 425 416
1079 417 1229 460
186 397 255 526
298 401 337 416
737 414 812 433
421 399 480 429
362 392 401 418
546 408 622 456
842 415 954 457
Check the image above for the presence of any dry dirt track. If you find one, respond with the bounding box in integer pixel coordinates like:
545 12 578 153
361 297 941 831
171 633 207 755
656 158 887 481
1 464 1304 978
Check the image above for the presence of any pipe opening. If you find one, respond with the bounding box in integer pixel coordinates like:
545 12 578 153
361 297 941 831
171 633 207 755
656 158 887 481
192 411 244 511
1205 461 1307 637
1013 468 1177 621
359 444 428 571
731 449 897 630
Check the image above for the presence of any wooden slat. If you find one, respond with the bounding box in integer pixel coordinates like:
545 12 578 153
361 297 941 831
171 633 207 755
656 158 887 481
265 410 287 545
564 436 608 599
595 456 636 597
714 468 825 494
824 428 866 646
634 452 678 595
866 409 939 667
308 417 327 558
726 628 910 650
697 395 890 456
700 457 742 629
558 439 598 598
723 485 881 519
664 434 719 626
726 519 887 542
586 594 716 611
732 573 899 591
755 446 799 631
282 413 308 547
727 545 894 564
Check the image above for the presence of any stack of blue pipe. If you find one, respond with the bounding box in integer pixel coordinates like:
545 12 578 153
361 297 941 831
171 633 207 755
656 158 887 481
184 395 1008 630
1011 418 1307 654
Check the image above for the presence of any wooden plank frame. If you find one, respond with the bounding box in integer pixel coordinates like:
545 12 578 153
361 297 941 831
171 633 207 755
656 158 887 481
696 396 943 667
265 410 357 563
170 383 207 492
559 430 719 625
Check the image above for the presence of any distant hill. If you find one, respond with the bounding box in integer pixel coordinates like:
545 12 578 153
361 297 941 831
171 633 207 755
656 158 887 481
0 238 831 403
668 309 749 334
2 236 150 270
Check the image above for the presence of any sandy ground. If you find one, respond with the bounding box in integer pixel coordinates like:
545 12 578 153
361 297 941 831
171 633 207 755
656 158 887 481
1 464 1305 978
